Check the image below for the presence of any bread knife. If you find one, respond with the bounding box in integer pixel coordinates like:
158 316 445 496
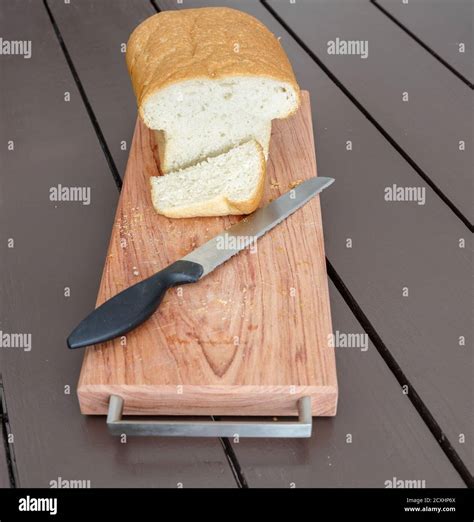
67 176 334 349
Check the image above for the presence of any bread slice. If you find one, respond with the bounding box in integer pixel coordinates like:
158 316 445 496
126 7 300 173
150 140 265 218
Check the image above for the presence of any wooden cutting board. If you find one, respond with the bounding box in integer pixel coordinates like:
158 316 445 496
78 91 338 417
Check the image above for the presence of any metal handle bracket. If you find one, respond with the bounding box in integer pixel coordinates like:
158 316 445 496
107 395 312 438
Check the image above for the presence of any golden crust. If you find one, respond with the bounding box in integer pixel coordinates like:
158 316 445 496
126 7 301 122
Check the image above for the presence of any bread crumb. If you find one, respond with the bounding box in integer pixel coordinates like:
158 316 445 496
289 180 304 189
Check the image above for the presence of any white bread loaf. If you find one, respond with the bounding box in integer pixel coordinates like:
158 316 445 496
126 7 300 174
150 140 265 219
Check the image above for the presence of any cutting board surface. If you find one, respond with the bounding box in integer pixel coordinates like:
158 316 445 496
78 91 337 416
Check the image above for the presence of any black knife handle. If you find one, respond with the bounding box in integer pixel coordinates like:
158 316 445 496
67 260 204 349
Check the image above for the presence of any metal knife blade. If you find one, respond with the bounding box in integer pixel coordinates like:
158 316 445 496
182 176 334 276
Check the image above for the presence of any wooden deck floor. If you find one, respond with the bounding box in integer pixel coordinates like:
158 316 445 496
0 0 472 488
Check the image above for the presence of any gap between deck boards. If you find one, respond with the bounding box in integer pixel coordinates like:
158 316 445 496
371 0 473 89
43 0 122 190
0 377 19 488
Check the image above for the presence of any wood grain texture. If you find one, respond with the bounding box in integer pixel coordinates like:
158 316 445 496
78 92 338 417
0 0 234 487
268 0 473 223
377 0 473 83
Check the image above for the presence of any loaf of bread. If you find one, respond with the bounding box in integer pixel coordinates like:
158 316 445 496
126 7 301 217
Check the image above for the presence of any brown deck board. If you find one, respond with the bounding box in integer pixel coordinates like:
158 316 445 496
0 379 13 487
0 0 234 487
376 0 473 84
156 0 472 482
0 423 10 488
267 0 472 224
0 457 9 488
48 0 156 180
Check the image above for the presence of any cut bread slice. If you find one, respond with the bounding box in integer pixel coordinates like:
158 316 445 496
154 118 272 173
150 140 265 218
